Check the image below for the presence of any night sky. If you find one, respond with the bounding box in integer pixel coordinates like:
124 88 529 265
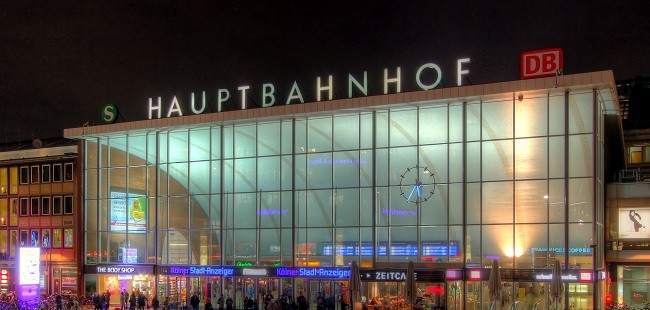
1 1 649 142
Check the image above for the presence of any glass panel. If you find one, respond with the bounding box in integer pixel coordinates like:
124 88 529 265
568 92 594 134
449 225 463 263
388 187 416 226
307 190 333 227
568 223 593 269
466 102 481 142
549 137 565 179
258 157 280 192
569 178 593 223
333 114 360 151
549 94 565 136
390 146 416 186
376 111 389 148
420 183 448 226
515 95 548 138
375 187 389 226
223 126 234 159
258 122 281 156
307 153 332 189
189 161 210 194
110 137 127 167
233 193 256 229
235 125 256 158
169 196 189 230
189 128 211 161
281 120 293 155
190 194 210 230
86 140 99 169
259 192 283 229
295 119 306 154
466 142 480 182
234 158 256 192
169 130 189 163
334 189 360 227
482 140 513 181
211 127 222 160
568 134 593 178
482 181 513 224
260 229 281 265
375 149 389 187
420 226 450 262
210 160 221 193
360 188 373 227
449 103 464 143
449 143 463 183
482 99 513 140
419 105 448 144
515 137 548 180
189 230 209 265
307 117 332 153
234 229 257 262
483 225 513 265
360 113 373 149
420 144 447 183
389 226 416 262
295 155 306 190
449 183 463 225
307 228 332 264
389 109 417 147
281 156 292 191
333 151 360 188
515 180 548 223
466 183 480 224
376 227 388 263
167 163 188 196
514 224 547 268
128 135 147 166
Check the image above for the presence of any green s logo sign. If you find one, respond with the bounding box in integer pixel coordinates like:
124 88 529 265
101 104 118 124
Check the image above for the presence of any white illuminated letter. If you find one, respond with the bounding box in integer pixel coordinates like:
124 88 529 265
416 63 442 90
148 97 162 119
286 81 304 105
238 86 250 110
383 67 401 94
316 75 333 101
217 89 230 112
348 71 368 98
167 96 183 117
262 83 276 107
457 58 471 86
190 92 206 114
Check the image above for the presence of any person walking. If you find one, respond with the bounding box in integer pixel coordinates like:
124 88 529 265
190 293 200 310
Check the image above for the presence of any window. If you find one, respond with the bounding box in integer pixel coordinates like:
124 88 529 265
30 229 39 247
30 197 39 216
19 230 28 246
42 196 51 215
0 199 6 226
19 198 28 216
53 164 62 182
9 198 17 225
64 163 73 182
63 228 73 248
53 228 62 248
42 229 51 248
19 166 29 184
52 196 62 215
0 168 7 195
64 195 73 214
30 166 39 184
9 167 18 194
41 164 51 183
9 230 17 258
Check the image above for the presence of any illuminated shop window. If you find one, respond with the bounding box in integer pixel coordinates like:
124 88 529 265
0 168 7 195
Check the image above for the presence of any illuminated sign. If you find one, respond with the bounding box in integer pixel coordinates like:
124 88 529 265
534 273 577 282
528 247 591 255
446 269 463 281
618 208 650 239
520 48 563 79
161 266 235 276
19 247 40 285
235 261 254 267
580 271 593 283
360 269 409 281
242 268 268 276
147 58 472 119
88 265 154 275
468 270 481 281
275 267 350 279
323 241 458 256
110 192 147 233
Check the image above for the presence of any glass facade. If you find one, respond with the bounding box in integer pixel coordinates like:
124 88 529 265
80 84 614 309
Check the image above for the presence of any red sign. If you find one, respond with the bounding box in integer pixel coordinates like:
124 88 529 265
520 48 563 79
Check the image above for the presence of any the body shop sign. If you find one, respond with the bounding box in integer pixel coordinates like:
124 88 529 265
19 247 40 285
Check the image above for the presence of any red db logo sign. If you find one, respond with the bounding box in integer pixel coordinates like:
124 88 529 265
520 48 563 79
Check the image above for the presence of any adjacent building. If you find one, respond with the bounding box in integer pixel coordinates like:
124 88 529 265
0 138 81 295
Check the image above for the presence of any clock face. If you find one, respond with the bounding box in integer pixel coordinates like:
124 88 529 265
399 166 436 203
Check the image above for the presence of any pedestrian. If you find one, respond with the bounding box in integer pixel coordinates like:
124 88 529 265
226 296 234 310
152 295 160 310
138 293 146 310
190 293 200 310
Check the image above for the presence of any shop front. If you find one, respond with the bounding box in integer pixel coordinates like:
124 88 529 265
359 267 452 310
158 265 350 310
84 264 156 306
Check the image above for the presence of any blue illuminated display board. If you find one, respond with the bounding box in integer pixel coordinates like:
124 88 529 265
275 267 350 278
323 241 458 256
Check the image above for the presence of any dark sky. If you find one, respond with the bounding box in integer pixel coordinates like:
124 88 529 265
1 1 649 142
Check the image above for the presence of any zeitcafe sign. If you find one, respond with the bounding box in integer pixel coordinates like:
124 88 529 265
147 58 472 119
